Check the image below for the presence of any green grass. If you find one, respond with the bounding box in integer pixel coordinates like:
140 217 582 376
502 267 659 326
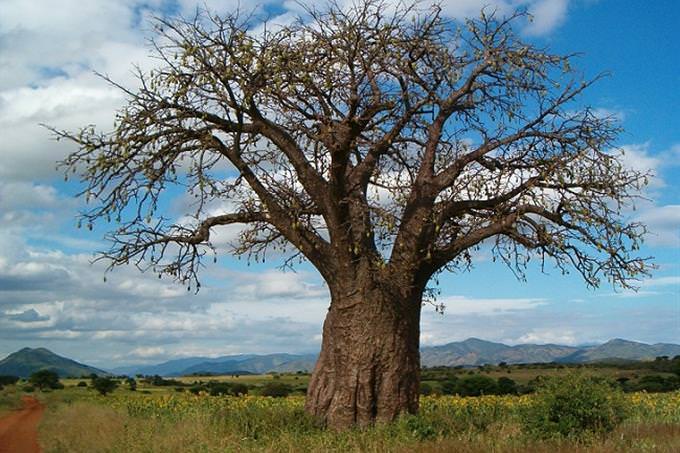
1 369 678 452
0 383 23 416
0 381 673 453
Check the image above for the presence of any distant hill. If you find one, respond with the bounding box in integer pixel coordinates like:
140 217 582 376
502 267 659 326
110 354 259 376
7 338 676 379
111 353 317 377
557 339 680 363
0 347 108 378
420 338 680 367
419 338 580 367
108 338 680 377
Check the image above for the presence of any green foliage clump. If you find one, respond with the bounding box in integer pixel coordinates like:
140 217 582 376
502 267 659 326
230 383 249 396
208 382 232 396
260 382 293 397
521 373 629 440
29 369 61 390
0 375 20 386
419 382 433 396
92 377 118 395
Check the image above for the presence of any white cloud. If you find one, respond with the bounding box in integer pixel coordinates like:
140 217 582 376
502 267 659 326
619 143 663 183
438 0 569 36
523 0 569 36
642 276 680 287
638 204 680 247
0 182 60 210
437 295 547 315
515 328 577 345
592 107 627 122
127 346 166 359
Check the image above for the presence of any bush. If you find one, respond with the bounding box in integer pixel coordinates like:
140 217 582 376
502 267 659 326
632 375 680 393
260 382 292 397
419 382 433 396
77 381 88 387
456 375 498 396
29 369 61 390
496 377 518 395
209 382 232 396
230 383 249 396
0 375 20 386
92 377 118 395
521 373 629 441
440 379 458 395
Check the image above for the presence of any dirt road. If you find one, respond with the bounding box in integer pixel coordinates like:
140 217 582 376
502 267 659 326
0 395 44 453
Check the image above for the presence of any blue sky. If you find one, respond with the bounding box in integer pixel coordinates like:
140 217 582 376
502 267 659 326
0 0 678 367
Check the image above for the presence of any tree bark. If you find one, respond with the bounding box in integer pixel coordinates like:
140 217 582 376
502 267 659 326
305 279 421 429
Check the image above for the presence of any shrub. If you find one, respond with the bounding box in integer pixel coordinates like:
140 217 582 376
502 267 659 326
632 375 679 393
29 369 61 390
260 382 292 397
440 379 458 395
209 382 232 396
23 385 35 392
0 375 20 386
92 377 118 395
496 377 518 395
457 375 499 396
419 382 433 396
520 373 629 441
77 381 88 387
230 383 249 396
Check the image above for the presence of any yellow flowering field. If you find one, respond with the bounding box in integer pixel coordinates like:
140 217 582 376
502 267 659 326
36 389 680 452
93 391 680 425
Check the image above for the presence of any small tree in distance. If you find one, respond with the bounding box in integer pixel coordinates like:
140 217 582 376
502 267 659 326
51 0 651 428
92 376 118 395
29 370 60 390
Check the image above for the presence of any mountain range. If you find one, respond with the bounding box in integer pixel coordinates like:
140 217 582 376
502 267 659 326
2 338 679 378
111 353 318 377
111 338 680 376
419 338 680 367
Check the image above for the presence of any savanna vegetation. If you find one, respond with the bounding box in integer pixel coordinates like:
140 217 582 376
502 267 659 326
2 365 680 452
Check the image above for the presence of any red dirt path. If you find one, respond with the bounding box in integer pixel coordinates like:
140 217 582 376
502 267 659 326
0 395 44 453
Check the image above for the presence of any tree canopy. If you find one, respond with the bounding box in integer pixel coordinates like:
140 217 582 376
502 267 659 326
52 1 650 295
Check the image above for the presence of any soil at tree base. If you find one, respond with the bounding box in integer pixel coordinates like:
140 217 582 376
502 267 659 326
0 396 45 453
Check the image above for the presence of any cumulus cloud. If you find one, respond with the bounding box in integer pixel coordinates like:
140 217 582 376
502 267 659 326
638 205 680 247
619 143 663 187
5 309 50 323
523 0 569 36
0 235 330 365
515 328 577 345
437 296 547 315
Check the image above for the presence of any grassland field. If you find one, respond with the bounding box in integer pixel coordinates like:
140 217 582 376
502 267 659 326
1 366 679 452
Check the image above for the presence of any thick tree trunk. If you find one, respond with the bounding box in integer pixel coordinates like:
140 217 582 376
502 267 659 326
305 279 421 429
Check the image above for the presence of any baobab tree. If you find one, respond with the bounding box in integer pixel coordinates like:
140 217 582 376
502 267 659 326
51 0 650 429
